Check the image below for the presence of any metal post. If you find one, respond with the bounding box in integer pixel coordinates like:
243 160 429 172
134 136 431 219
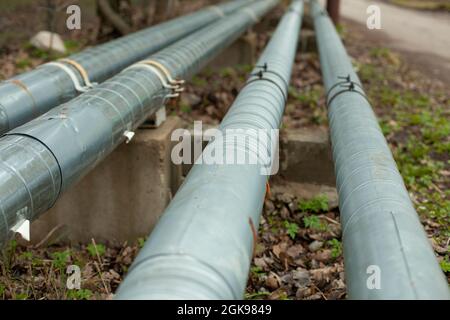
326 0 340 25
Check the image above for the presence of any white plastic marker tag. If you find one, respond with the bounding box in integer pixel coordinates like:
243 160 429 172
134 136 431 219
154 106 167 127
124 130 135 144
11 219 30 241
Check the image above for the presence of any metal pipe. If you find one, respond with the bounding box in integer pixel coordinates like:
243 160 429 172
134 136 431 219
311 0 450 299
0 0 278 246
0 0 256 135
115 0 303 300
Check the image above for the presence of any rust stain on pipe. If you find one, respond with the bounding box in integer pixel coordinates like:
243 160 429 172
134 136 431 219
8 80 38 116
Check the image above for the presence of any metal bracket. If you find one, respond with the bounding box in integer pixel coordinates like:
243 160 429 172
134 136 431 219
43 62 92 92
326 74 369 107
58 58 98 89
42 59 97 93
125 60 184 100
246 62 288 102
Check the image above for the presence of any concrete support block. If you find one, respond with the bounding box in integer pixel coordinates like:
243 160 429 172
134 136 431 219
280 127 335 186
29 118 336 245
30 117 183 245
181 125 336 187
300 29 317 53
207 31 257 69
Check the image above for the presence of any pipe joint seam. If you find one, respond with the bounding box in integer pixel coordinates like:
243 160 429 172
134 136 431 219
1 132 63 209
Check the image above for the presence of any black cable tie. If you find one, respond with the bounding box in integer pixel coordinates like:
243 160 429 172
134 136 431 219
338 74 351 82
256 62 268 72
325 74 370 107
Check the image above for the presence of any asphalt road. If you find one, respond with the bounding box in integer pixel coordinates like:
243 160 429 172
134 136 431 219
318 0 450 83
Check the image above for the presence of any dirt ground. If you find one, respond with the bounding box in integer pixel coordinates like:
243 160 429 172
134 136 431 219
0 3 449 300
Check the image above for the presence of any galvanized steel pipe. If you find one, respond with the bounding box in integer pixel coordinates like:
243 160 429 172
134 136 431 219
115 0 303 300
0 0 256 135
0 0 278 247
311 0 450 299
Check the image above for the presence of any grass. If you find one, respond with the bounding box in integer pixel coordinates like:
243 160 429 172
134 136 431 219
303 216 328 232
289 85 323 109
328 239 343 259
67 289 92 300
0 238 144 299
87 243 105 258
191 76 207 87
51 250 71 272
15 57 32 69
245 291 271 300
283 221 299 239
250 266 266 277
355 46 450 274
298 195 329 213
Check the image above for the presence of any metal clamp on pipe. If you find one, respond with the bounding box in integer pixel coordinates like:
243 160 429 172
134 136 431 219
58 58 98 89
325 74 369 107
41 62 93 93
41 58 98 93
125 59 185 99
247 62 288 103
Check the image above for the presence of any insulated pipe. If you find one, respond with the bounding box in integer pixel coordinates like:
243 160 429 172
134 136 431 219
0 0 256 135
115 1 303 300
311 0 450 299
0 0 278 246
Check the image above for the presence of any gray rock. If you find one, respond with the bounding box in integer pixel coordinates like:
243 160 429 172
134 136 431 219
292 268 311 287
308 240 323 252
30 31 66 54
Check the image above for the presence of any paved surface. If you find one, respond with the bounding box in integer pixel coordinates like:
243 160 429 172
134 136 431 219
319 0 450 82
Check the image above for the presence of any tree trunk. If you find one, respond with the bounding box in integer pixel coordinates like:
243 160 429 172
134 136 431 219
97 0 132 38
327 0 341 25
